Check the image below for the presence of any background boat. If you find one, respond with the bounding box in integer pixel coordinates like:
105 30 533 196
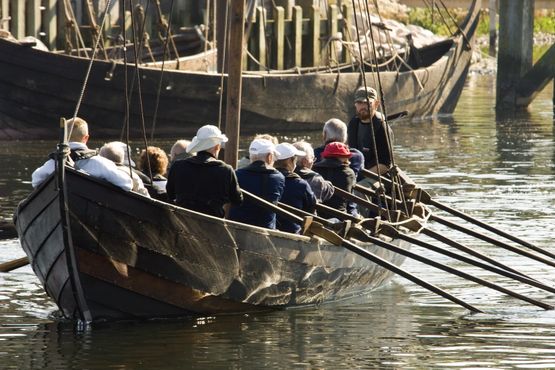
0 0 480 140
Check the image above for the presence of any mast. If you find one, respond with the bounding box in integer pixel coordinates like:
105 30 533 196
223 0 246 168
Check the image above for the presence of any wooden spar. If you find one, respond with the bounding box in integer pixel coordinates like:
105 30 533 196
223 0 245 168
0 257 29 273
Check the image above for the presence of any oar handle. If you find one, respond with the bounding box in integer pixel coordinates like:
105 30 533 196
241 189 304 224
0 257 29 273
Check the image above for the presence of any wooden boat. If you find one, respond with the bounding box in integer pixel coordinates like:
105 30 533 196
14 167 416 321
0 1 480 140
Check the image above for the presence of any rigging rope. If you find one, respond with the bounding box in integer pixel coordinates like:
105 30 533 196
68 0 114 141
217 0 230 129
129 0 155 183
150 0 177 140
350 0 390 221
363 0 411 215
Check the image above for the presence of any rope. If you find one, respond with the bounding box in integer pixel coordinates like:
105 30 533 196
364 0 411 215
119 0 152 140
217 0 230 129
129 0 154 183
350 0 390 221
68 0 114 141
121 0 132 175
150 0 176 140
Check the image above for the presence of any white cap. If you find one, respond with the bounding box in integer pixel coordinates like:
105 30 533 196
275 143 305 160
187 125 228 154
249 139 280 156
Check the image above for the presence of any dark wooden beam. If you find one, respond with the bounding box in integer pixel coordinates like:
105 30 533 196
223 0 245 168
516 43 555 107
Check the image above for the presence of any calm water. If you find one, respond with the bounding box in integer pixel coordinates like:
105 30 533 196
1 75 555 369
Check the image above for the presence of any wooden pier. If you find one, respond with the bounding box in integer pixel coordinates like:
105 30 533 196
496 0 555 111
0 0 355 71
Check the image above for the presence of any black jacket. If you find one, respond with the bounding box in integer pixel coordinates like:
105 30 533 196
347 113 393 169
313 158 356 216
166 151 243 217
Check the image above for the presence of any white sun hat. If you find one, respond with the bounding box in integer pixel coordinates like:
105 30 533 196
186 125 228 154
249 139 280 156
275 143 305 160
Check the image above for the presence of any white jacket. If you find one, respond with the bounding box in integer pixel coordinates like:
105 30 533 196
32 142 133 191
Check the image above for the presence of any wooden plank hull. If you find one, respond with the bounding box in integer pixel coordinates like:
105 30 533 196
0 1 480 139
15 169 410 321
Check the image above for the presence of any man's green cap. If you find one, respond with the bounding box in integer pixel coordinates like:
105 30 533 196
354 86 378 103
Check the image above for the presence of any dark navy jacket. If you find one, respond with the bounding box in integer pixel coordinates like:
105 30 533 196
228 161 285 229
166 151 243 217
275 168 317 234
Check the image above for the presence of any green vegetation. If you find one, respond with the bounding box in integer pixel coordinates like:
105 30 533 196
406 8 555 37
533 14 555 33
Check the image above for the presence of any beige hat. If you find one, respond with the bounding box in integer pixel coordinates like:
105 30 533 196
186 125 228 154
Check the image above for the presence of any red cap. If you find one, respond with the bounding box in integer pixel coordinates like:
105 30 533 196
322 142 352 158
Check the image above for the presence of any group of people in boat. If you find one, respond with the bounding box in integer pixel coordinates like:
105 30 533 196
31 85 394 234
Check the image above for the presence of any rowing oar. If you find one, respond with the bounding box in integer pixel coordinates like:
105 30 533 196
0 257 29 273
377 221 555 295
334 184 538 281
346 224 553 310
361 169 555 261
0 220 17 240
430 214 555 270
241 189 481 313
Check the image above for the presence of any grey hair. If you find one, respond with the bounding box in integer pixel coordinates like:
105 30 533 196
250 153 269 163
293 140 314 160
170 139 191 160
323 118 347 143
99 142 125 164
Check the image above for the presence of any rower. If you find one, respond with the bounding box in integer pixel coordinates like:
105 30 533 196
166 125 242 218
313 142 357 218
31 117 132 191
228 139 285 229
273 143 317 234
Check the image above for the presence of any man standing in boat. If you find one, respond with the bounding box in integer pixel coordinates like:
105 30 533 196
166 125 243 218
347 86 393 174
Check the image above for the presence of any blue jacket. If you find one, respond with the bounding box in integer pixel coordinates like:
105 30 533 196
229 161 285 229
276 168 317 234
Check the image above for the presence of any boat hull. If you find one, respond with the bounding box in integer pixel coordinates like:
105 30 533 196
15 169 409 321
0 1 480 139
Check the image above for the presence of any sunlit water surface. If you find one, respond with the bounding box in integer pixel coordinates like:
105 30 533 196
1 75 554 369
